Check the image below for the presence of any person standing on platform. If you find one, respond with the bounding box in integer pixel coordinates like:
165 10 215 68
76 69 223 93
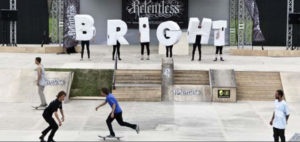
164 29 173 58
166 45 173 58
39 91 66 142
95 88 140 137
35 57 48 107
140 24 150 60
112 27 122 61
213 27 225 61
191 26 202 61
269 90 290 142
80 40 90 61
112 41 121 61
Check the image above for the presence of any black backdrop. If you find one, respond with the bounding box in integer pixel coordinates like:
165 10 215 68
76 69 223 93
255 0 300 46
0 0 48 44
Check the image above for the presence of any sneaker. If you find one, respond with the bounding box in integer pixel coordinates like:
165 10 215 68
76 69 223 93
146 56 150 60
191 58 194 61
118 58 122 61
39 135 45 142
106 134 115 138
39 104 47 107
220 57 224 61
213 58 217 62
135 124 140 134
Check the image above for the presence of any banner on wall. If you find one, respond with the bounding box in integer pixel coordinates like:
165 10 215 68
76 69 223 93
63 0 80 48
244 0 265 42
122 0 188 29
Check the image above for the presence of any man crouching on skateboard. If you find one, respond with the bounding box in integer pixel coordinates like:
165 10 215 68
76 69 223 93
96 87 140 137
39 91 66 142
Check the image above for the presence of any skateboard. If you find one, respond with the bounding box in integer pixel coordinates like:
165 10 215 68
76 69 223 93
98 135 123 141
31 106 46 110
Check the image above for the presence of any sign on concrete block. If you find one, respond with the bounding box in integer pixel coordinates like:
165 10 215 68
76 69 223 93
171 85 211 102
210 69 237 103
45 71 74 103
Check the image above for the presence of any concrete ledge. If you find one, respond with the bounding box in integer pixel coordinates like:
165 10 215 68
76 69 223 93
230 49 268 56
71 96 106 100
0 45 81 54
230 49 300 57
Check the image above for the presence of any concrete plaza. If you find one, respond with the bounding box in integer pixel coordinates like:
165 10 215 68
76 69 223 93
0 45 299 141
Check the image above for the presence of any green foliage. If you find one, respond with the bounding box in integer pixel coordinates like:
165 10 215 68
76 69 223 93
46 68 113 97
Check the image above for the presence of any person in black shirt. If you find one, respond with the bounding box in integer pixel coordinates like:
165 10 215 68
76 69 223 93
39 91 66 142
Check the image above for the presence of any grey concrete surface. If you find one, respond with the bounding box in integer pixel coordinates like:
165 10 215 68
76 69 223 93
0 100 299 141
0 45 300 141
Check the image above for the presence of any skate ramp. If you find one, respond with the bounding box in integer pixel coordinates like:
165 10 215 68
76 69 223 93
0 69 73 104
280 72 300 102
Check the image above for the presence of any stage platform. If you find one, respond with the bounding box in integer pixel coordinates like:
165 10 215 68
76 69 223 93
0 44 81 53
230 46 300 57
0 45 299 72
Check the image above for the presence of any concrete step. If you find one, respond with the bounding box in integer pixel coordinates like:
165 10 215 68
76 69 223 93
174 70 209 85
112 86 161 102
115 69 161 84
236 71 282 101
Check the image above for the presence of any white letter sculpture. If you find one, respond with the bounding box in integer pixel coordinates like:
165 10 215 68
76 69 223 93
213 20 227 46
200 18 212 44
107 20 129 45
187 17 201 44
74 15 96 41
139 17 150 43
156 21 182 46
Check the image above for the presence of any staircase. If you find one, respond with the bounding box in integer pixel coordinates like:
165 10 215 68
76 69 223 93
112 70 161 101
235 71 282 101
174 70 209 85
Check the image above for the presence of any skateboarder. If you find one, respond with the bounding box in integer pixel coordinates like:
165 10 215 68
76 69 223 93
35 57 48 107
95 88 140 137
39 91 66 142
269 90 290 142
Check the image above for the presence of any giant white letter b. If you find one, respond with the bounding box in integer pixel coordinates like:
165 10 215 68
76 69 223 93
74 15 96 41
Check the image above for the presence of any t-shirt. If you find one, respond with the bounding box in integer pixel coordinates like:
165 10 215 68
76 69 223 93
44 99 62 115
273 99 290 129
37 64 47 86
106 93 122 114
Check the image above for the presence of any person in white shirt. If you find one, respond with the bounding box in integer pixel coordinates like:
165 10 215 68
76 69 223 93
269 90 290 142
35 57 48 107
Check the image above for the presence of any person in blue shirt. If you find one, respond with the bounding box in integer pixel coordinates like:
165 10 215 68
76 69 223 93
96 88 140 137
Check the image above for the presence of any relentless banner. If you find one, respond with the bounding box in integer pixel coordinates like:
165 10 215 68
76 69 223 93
122 0 188 29
63 0 80 48
244 0 265 42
